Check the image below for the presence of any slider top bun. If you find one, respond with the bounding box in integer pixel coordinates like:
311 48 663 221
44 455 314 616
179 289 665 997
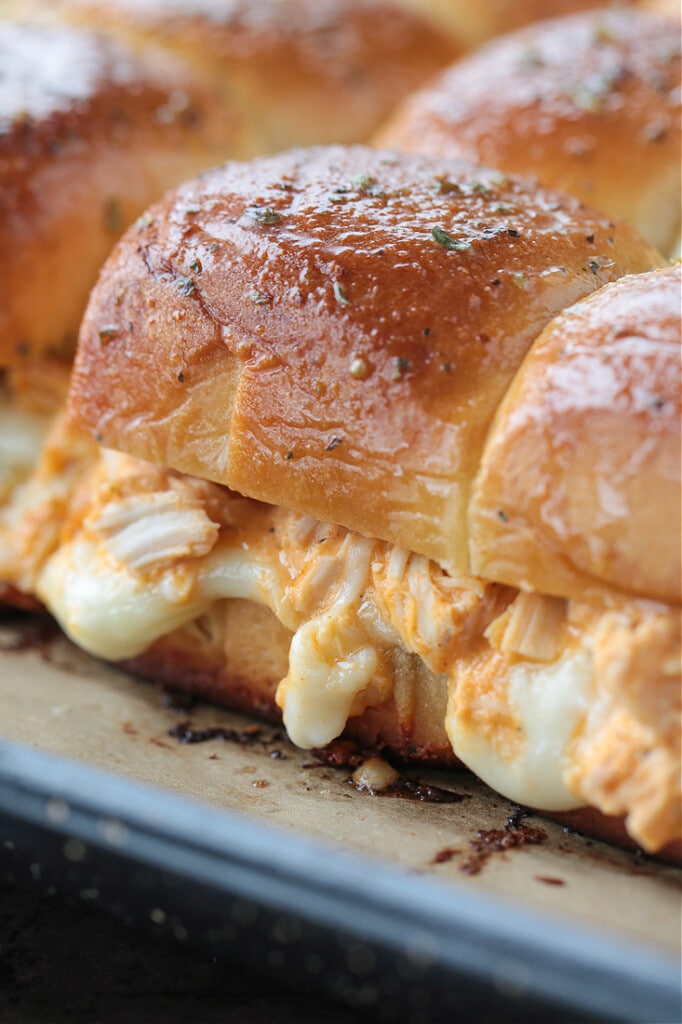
0 20 245 368
470 263 681 606
638 0 681 17
68 145 663 583
375 8 682 258
391 0 607 49
17 0 461 156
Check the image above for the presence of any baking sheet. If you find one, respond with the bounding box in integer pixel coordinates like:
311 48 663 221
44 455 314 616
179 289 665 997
0 612 680 1021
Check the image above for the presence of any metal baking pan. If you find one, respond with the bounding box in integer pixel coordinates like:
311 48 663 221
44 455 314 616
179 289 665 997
0 738 680 1024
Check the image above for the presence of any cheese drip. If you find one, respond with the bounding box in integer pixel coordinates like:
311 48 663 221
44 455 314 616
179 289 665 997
446 647 594 810
278 534 380 747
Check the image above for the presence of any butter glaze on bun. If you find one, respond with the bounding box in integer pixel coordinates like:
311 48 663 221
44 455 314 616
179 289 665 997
67 145 662 577
0 19 243 367
638 0 681 18
16 0 461 156
391 0 608 48
375 8 682 257
470 263 682 606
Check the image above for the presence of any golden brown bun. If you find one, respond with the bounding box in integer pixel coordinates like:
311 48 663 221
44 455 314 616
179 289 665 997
375 8 682 257
637 0 681 18
17 0 461 155
0 20 246 367
470 264 682 606
123 600 291 726
3 356 72 418
67 145 663 579
392 0 608 49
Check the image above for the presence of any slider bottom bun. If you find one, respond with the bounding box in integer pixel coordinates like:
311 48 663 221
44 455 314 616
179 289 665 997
0 582 43 612
5 423 678 863
122 599 460 768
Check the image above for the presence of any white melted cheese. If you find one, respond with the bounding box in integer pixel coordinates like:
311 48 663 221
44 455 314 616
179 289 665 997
38 534 213 660
0 393 52 499
38 533 284 662
278 534 378 748
446 650 593 810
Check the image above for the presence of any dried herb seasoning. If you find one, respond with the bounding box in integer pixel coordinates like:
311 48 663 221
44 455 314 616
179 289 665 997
104 197 123 234
333 281 351 307
431 225 470 252
249 207 282 225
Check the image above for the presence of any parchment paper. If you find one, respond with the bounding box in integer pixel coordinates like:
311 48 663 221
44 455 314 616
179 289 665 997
0 614 679 957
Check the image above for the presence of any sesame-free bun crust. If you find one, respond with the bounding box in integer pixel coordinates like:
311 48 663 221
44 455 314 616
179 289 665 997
392 0 607 49
375 8 682 257
470 264 682 605
68 146 663 578
0 20 245 367
637 0 681 19
18 0 461 156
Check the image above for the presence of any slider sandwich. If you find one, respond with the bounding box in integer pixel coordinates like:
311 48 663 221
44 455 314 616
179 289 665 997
3 146 679 859
0 16 246 606
0 18 246 378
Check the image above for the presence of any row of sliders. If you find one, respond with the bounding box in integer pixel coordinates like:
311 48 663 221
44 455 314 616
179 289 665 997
0 0 680 861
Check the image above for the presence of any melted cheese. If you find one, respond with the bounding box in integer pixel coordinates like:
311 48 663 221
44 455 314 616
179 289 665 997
446 650 593 810
278 535 379 747
35 450 495 751
37 480 287 661
39 533 213 660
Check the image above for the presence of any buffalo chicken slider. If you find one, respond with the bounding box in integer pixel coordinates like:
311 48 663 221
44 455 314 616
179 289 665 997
12 145 679 859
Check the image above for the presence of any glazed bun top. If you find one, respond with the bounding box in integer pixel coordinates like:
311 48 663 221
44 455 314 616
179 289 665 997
470 262 681 606
637 0 681 19
16 0 462 155
392 0 607 49
0 19 243 366
375 8 682 257
67 145 663 580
